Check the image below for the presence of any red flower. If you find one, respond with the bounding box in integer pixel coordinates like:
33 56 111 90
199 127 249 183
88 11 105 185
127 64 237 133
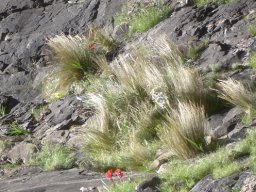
106 169 113 179
114 169 124 178
88 43 95 50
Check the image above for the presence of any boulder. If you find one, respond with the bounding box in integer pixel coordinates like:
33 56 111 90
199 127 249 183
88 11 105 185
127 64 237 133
6 142 37 164
190 171 256 192
211 107 243 138
135 176 161 192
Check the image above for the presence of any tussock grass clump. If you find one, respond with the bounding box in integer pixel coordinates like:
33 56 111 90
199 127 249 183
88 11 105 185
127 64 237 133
47 35 100 86
45 27 116 97
159 102 210 159
83 36 211 170
217 78 256 121
167 66 206 105
32 144 75 171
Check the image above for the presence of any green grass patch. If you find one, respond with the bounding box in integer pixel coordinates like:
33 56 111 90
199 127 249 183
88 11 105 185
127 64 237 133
0 104 5 117
32 105 48 122
0 163 20 170
160 129 256 191
0 140 11 154
248 24 256 37
249 53 256 68
105 180 140 192
194 0 237 6
31 144 75 171
115 2 171 36
186 40 209 61
7 122 30 136
128 6 171 36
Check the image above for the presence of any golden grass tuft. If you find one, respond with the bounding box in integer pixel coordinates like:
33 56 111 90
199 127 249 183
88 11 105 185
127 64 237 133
217 78 254 115
167 66 206 105
159 101 210 159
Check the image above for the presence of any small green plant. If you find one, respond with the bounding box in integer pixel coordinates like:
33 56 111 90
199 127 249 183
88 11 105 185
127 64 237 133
7 122 30 136
231 63 240 70
248 24 256 37
32 105 48 121
0 163 20 170
209 63 221 73
106 180 140 192
47 35 100 87
186 40 209 61
31 144 75 171
249 53 256 68
0 104 5 117
0 140 11 154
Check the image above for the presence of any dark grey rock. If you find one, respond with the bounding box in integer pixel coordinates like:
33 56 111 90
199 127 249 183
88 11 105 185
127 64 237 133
33 96 93 140
135 176 161 192
190 171 255 192
6 142 37 164
113 22 129 41
211 107 243 138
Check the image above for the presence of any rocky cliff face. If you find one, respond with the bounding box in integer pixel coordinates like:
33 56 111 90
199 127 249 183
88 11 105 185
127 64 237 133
1 0 256 191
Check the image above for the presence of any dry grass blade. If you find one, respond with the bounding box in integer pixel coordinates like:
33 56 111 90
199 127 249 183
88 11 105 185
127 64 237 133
167 66 206 104
217 78 253 115
86 94 111 132
152 35 184 67
160 101 210 159
112 49 166 98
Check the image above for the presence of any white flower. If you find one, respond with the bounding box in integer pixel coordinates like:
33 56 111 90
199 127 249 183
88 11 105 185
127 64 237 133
80 186 86 192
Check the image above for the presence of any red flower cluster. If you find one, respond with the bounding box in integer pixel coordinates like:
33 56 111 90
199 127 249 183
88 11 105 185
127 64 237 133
105 169 124 180
88 43 95 50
